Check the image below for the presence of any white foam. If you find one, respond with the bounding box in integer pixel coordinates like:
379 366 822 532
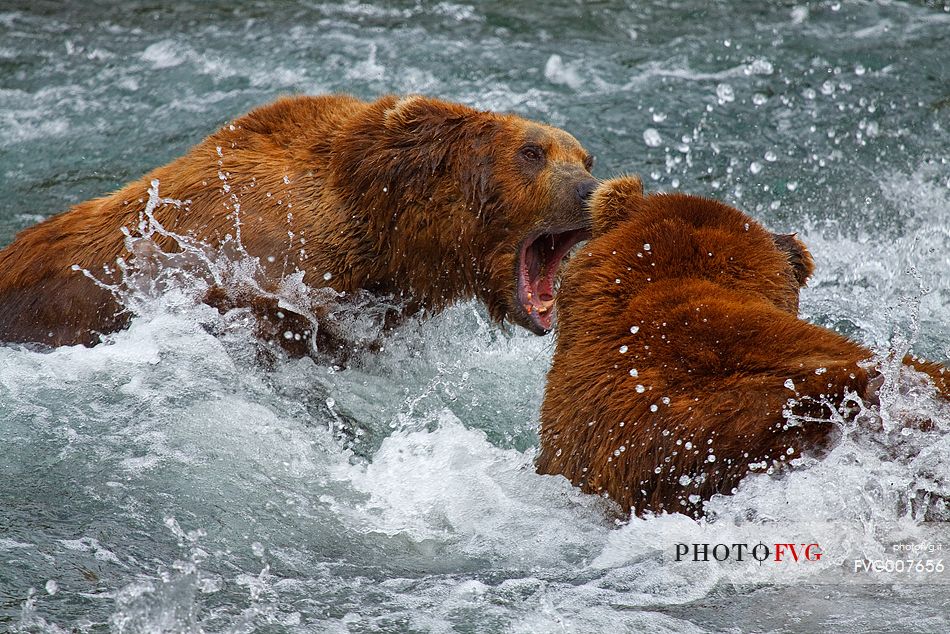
337 412 608 563
346 43 386 81
544 54 585 91
140 39 185 69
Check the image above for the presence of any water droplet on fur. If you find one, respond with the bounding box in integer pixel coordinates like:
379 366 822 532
643 243 651 251
752 93 768 106
749 161 763 174
630 325 640 334
629 368 638 377
635 384 646 393
784 379 796 390
678 475 692 486
707 454 717 463
619 345 628 354
764 151 777 162
652 112 667 123
685 442 693 450
323 272 332 281
45 580 58 595
650 404 658 412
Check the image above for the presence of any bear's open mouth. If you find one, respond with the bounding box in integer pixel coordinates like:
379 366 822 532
516 226 591 334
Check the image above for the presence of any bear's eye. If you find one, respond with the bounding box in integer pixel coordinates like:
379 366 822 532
519 145 544 162
583 154 595 172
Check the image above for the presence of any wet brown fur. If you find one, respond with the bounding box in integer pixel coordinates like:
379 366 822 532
537 176 949 517
0 94 595 352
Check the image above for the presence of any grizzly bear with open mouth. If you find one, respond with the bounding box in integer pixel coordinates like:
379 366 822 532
537 176 948 518
0 94 596 354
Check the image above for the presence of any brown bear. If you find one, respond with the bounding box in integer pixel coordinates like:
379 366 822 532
0 94 596 355
536 176 949 518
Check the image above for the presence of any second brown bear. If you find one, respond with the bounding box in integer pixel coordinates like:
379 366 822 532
537 176 948 518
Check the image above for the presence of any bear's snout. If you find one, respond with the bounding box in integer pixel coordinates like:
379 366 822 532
574 179 597 203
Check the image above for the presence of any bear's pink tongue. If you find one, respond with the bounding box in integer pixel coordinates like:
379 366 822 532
518 228 590 332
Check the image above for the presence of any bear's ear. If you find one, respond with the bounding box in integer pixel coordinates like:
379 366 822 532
771 233 815 286
383 95 475 132
377 96 495 202
589 175 645 237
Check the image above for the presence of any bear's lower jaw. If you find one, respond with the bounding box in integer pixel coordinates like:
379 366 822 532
515 226 591 334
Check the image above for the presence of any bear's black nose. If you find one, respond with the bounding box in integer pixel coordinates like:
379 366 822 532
575 179 597 203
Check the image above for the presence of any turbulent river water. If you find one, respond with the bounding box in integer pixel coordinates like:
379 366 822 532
2 1 950 632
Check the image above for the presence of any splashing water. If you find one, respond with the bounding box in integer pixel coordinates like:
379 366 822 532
3 177 948 630
2 1 950 632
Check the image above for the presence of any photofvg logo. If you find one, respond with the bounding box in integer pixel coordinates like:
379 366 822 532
675 542 823 563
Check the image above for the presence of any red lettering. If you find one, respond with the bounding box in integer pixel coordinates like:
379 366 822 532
774 543 801 562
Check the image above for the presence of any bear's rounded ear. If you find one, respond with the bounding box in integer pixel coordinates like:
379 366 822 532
771 233 815 286
383 95 474 131
589 175 645 237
